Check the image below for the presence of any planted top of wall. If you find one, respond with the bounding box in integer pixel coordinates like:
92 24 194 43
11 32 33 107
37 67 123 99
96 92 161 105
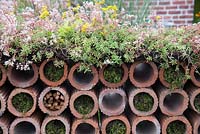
0 1 200 89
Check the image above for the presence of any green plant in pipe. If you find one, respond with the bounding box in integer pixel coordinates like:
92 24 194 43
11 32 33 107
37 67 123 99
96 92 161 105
133 93 154 112
166 121 186 134
103 65 123 83
106 120 126 134
12 93 34 113
45 120 66 134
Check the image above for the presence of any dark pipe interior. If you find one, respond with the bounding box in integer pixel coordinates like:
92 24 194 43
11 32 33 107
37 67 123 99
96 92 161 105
164 93 184 111
75 123 95 134
102 93 123 110
0 127 3 134
11 67 34 83
133 63 153 82
73 70 94 85
198 125 200 134
194 68 200 82
14 121 36 134
136 120 157 134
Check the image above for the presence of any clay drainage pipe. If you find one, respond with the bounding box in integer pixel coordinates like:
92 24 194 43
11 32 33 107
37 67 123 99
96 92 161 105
0 113 14 134
128 87 158 116
9 112 42 134
0 86 12 116
186 110 200 134
160 115 192 134
7 64 38 88
69 90 98 118
7 87 38 117
0 64 7 87
41 114 70 134
38 87 69 116
159 64 186 88
39 59 68 87
131 115 160 134
190 64 200 87
101 115 131 134
185 84 200 114
156 86 188 116
71 118 99 134
129 61 158 87
99 64 128 88
99 88 127 116
68 63 98 90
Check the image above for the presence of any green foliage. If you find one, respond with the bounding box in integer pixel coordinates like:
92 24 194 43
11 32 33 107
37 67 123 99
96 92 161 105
103 65 123 83
133 93 154 112
12 93 34 113
44 61 64 82
45 120 66 134
106 120 126 134
194 94 200 112
163 65 188 89
167 121 186 134
74 95 94 115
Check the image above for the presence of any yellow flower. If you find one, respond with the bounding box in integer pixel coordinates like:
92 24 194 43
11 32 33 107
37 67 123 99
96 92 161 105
81 23 90 32
95 0 105 5
73 5 80 12
102 5 118 12
196 12 200 18
156 16 161 20
66 0 71 7
39 6 50 19
62 12 67 19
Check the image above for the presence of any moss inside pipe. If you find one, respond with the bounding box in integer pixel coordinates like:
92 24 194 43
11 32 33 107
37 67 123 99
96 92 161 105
167 121 186 134
45 120 66 134
103 66 123 83
74 95 94 115
163 65 186 89
194 94 200 112
133 93 154 112
106 120 126 134
44 61 64 82
12 93 34 113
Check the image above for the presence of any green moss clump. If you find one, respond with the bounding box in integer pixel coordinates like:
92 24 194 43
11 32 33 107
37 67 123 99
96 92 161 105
104 66 123 83
167 121 186 134
45 120 66 134
74 95 94 115
194 94 200 112
44 61 64 82
12 93 34 113
133 93 154 112
106 120 126 134
164 66 186 89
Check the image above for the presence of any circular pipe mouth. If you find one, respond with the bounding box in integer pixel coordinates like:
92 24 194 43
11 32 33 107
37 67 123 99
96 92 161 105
166 120 186 134
106 120 126 134
68 63 98 90
102 93 123 111
99 64 128 88
74 95 94 115
14 121 36 134
7 64 38 88
129 61 158 87
45 120 66 134
75 123 95 134
39 59 68 86
133 63 154 83
136 120 158 134
163 93 184 112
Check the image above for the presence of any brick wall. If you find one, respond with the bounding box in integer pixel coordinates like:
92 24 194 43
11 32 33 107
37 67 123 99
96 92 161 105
151 0 194 26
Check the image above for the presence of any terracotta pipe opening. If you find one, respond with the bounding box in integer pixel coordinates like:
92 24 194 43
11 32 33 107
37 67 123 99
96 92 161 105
68 63 98 90
38 87 69 116
166 120 186 134
0 64 7 87
129 61 158 87
70 90 98 118
8 88 38 117
99 88 126 116
163 93 184 112
99 64 128 88
14 121 36 134
76 123 95 134
7 64 38 88
39 59 68 87
136 120 158 134
106 119 127 134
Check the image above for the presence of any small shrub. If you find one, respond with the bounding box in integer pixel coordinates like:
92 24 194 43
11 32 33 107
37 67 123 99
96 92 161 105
106 120 126 134
45 120 65 134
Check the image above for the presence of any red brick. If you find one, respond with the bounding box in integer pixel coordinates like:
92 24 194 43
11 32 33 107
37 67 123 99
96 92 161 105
173 1 186 5
159 1 170 5
179 15 193 19
174 20 186 24
168 11 181 14
166 6 178 10
179 5 189 9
